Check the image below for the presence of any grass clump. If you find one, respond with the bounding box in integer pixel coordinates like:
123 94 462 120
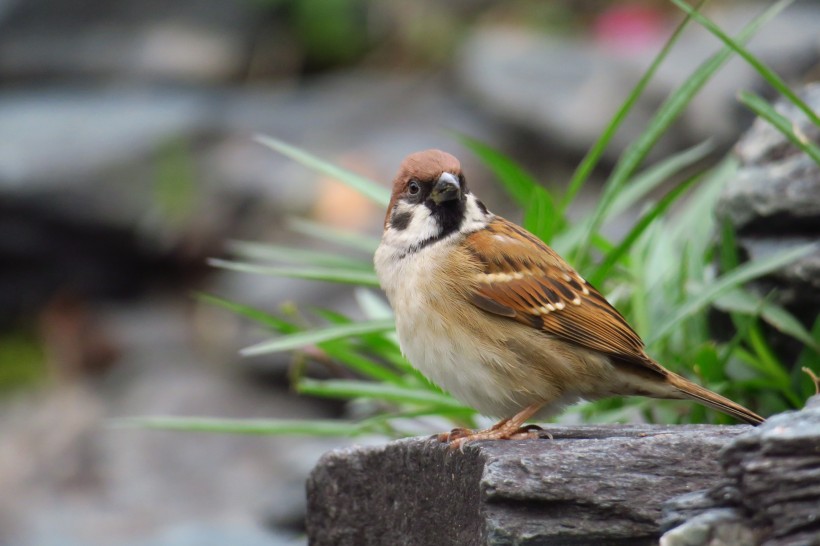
123 0 819 436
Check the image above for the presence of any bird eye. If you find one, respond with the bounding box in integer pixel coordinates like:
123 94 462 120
407 181 420 195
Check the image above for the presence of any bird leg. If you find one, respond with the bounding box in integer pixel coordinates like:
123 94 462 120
436 402 546 449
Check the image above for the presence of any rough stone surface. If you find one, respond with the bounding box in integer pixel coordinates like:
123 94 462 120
741 237 820 303
661 509 760 546
715 82 820 316
307 425 750 545
717 83 820 234
660 396 820 545
721 397 820 544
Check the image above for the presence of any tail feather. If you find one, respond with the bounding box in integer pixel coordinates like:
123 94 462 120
666 372 764 426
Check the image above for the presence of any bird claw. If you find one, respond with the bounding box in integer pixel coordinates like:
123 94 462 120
433 427 473 443
436 424 547 451
448 428 541 451
518 424 543 432
435 402 549 450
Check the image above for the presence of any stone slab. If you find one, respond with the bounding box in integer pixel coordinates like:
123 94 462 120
307 425 751 545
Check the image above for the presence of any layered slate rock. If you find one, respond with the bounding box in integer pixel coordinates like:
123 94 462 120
716 82 820 315
661 396 820 546
307 425 749 545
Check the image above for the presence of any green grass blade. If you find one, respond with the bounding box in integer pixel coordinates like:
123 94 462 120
355 406 477 430
648 242 817 345
317 340 407 385
457 134 554 209
355 288 393 320
733 346 789 389
795 316 820 398
458 135 562 242
297 378 467 408
718 310 762 374
287 217 380 253
747 323 795 391
227 240 372 270
667 157 734 263
523 185 560 243
255 134 390 206
195 292 299 334
714 289 820 352
589 172 701 286
310 307 402 364
718 218 741 272
208 258 380 287
113 416 367 436
562 0 705 210
556 140 713 254
607 140 713 219
572 0 793 266
310 307 352 325
241 318 395 356
737 90 820 165
670 0 817 128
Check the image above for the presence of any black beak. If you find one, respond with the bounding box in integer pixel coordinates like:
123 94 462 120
431 172 461 204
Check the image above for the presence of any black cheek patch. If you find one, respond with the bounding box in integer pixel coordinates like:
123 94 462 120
391 211 412 231
476 199 488 215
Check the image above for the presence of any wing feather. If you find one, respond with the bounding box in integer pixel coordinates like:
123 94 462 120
465 217 661 373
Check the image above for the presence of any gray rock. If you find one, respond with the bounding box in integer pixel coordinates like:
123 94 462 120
715 82 820 313
660 509 761 546
720 400 820 542
654 2 820 146
0 71 507 332
0 72 503 224
0 0 255 82
717 83 820 233
456 3 820 159
307 425 751 545
0 298 347 546
717 156 820 233
0 88 222 318
0 88 211 192
741 238 820 300
455 28 663 162
660 396 820 546
208 71 506 212
660 490 722 532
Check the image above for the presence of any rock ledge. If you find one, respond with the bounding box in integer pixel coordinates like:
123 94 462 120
307 424 750 545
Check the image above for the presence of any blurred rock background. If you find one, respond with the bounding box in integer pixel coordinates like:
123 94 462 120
0 1 818 545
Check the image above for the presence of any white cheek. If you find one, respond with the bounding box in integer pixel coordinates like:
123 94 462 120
379 192 492 254
382 201 441 248
461 193 492 233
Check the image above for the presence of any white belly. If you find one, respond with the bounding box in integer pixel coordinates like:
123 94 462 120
396 304 506 413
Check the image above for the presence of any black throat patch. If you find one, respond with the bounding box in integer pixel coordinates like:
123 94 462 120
426 198 465 240
399 197 466 255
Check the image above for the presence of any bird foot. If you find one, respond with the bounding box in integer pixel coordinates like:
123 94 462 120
434 427 473 443
433 402 550 450
436 422 546 450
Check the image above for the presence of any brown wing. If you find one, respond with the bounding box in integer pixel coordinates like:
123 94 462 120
465 217 665 373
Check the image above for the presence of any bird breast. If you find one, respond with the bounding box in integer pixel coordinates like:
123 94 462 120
374 237 607 418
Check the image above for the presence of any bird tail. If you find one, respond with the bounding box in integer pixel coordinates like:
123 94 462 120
666 371 765 426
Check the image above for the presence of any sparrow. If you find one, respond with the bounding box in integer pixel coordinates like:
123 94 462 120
373 149 764 448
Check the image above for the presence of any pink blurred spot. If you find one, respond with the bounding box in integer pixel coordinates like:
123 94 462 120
593 5 667 54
